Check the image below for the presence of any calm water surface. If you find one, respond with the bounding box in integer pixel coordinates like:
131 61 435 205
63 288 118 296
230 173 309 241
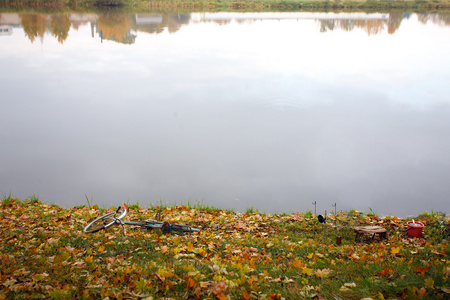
1 11 450 216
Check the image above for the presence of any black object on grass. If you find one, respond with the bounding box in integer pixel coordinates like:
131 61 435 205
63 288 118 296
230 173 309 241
318 214 326 223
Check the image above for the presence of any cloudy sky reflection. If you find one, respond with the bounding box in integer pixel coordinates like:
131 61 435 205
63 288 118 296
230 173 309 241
1 12 450 216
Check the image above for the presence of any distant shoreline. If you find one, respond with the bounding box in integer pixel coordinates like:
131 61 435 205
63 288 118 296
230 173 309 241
1 0 449 13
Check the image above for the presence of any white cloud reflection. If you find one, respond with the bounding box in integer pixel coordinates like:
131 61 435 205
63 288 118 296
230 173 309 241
1 12 450 216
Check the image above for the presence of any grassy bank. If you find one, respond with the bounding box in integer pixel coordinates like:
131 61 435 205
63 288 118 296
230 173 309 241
0 197 449 299
1 0 449 13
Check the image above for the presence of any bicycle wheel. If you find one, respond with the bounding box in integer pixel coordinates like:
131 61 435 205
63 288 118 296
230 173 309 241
84 211 116 233
84 205 128 234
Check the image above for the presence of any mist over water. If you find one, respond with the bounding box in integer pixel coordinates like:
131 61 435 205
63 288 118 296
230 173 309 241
1 12 450 216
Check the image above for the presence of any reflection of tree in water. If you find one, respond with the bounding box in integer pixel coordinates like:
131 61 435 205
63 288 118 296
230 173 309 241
132 14 190 35
417 13 450 26
364 20 385 35
320 19 387 35
20 14 71 44
50 15 71 43
318 16 393 35
387 13 403 34
320 19 335 32
21 14 47 43
98 12 135 44
318 13 450 35
320 19 355 32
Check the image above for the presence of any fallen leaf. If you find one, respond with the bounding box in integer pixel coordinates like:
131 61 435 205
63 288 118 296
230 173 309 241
302 267 313 276
242 290 251 300
212 281 229 296
424 277 434 288
2 279 17 287
344 282 356 288
200 281 212 289
417 287 427 297
32 273 49 282
314 268 332 278
391 247 400 255
292 259 304 269
160 245 169 254
186 277 195 288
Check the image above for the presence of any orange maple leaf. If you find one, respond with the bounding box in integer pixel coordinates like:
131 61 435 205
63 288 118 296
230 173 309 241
216 293 227 300
242 291 251 300
186 277 195 288
292 259 304 269
379 267 393 277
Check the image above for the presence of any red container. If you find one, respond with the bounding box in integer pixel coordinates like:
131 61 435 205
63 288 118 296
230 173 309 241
407 221 424 237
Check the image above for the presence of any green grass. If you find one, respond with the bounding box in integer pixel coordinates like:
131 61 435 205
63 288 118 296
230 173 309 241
366 207 378 217
1 196 449 299
84 194 94 208
25 193 40 204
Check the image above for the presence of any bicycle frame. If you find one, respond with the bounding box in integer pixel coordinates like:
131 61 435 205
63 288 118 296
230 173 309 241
84 204 200 235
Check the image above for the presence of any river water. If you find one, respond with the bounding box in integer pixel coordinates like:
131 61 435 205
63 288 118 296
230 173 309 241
1 11 449 216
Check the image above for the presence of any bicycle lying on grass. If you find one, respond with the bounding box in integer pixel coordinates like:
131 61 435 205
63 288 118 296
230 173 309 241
83 204 200 235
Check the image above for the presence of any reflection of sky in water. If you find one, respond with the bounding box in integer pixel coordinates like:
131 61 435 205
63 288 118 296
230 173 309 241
1 13 450 216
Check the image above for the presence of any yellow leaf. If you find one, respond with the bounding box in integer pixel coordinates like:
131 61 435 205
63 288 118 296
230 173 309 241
302 267 313 276
85 256 93 263
186 242 194 252
391 247 400 254
424 277 434 288
196 247 207 257
213 274 225 282
157 267 174 281
3 279 17 287
188 271 200 277
98 245 105 253
32 273 49 282
307 253 314 259
200 281 211 289
377 292 385 300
